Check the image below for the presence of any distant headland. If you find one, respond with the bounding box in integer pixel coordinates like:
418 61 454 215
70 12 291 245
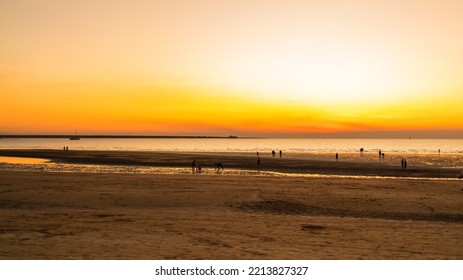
0 135 239 139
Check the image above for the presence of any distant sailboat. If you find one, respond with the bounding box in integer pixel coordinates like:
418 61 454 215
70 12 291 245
69 130 80 140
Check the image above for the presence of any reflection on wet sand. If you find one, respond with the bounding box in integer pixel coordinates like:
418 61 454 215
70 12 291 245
0 156 49 164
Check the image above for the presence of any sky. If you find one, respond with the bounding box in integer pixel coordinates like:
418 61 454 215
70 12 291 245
1 0 463 137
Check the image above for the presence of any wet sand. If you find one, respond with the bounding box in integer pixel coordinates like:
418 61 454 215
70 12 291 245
0 149 461 178
1 168 462 259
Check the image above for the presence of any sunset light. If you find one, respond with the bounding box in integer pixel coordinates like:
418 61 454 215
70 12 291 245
2 0 463 265
1 0 463 136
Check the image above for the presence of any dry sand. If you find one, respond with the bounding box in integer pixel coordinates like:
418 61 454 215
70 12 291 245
1 166 462 259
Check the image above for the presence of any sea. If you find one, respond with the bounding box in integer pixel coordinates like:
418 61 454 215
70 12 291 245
1 137 462 153
0 138 462 176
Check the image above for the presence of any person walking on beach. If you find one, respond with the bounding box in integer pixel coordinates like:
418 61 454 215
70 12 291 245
217 162 224 172
404 159 407 169
272 150 275 157
256 151 259 157
279 150 282 158
335 153 339 161
401 158 405 170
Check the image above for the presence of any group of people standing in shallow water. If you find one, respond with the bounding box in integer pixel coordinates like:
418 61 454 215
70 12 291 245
189 148 427 174
378 150 385 159
270 150 283 158
191 159 223 174
191 150 285 174
340 148 409 170
257 150 283 168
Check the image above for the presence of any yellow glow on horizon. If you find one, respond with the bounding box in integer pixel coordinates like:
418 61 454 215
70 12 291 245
1 0 463 136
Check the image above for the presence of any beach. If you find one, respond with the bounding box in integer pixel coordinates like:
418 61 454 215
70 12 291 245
0 149 461 178
0 150 462 259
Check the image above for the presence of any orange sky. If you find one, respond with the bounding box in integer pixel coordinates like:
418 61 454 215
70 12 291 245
1 0 463 137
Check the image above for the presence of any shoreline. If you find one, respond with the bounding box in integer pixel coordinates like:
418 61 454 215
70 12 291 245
1 159 461 182
0 149 461 179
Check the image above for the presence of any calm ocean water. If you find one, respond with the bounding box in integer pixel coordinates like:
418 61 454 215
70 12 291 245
1 138 463 154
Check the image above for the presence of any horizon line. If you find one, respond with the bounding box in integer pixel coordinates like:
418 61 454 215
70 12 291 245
1 134 463 140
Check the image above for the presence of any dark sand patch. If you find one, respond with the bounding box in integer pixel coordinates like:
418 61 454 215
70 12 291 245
300 224 326 231
237 199 463 223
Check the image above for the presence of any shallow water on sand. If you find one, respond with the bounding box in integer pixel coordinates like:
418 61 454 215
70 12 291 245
1 138 463 169
0 156 49 164
290 152 463 169
1 158 461 181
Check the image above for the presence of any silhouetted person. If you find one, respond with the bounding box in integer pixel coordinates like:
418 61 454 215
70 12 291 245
335 153 339 161
379 150 382 158
401 158 405 170
381 153 385 159
438 149 441 155
217 162 223 171
256 151 259 157
272 150 275 157
279 150 282 158
404 159 407 169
